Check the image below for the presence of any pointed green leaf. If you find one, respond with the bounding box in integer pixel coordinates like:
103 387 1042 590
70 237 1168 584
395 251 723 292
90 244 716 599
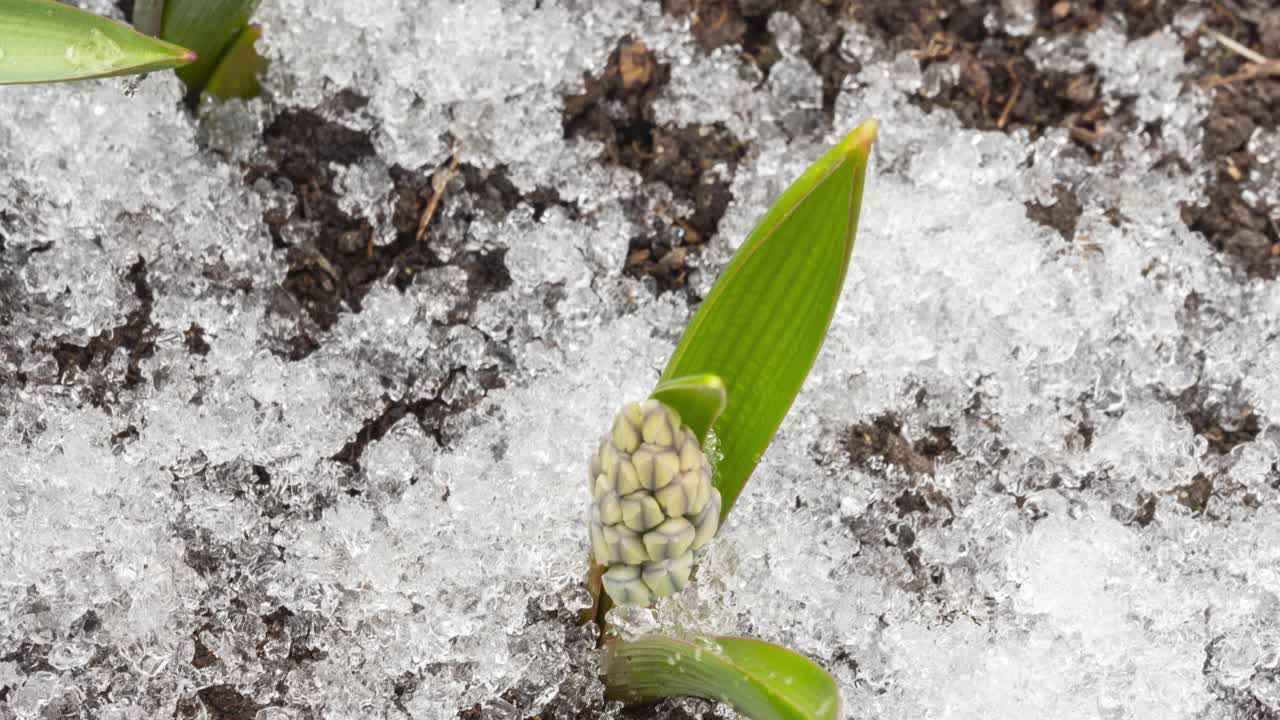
604 634 840 720
661 120 877 522
651 374 728 444
201 23 265 101
0 0 195 85
160 0 259 102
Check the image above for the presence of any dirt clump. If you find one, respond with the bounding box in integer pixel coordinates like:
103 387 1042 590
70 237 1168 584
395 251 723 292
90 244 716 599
34 256 157 407
564 38 750 295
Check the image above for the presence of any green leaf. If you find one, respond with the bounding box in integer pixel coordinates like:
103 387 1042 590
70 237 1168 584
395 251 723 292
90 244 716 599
0 0 195 85
201 23 265 101
661 120 877 522
651 374 727 444
160 0 259 101
604 634 840 720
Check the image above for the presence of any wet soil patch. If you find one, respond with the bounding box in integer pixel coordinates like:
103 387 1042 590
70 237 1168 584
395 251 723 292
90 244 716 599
331 364 506 468
1113 492 1159 527
887 8 1101 138
1026 184 1085 240
659 0 858 122
840 0 1280 275
1182 1 1280 279
666 2 1278 271
563 39 749 295
184 322 211 356
846 413 958 477
246 108 558 344
245 107 380 332
192 686 264 720
31 256 157 407
1171 472 1215 514
1175 383 1261 455
842 412 960 591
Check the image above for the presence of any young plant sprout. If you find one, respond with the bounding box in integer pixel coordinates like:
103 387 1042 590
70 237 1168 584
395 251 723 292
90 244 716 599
145 0 265 104
588 119 878 720
0 0 264 103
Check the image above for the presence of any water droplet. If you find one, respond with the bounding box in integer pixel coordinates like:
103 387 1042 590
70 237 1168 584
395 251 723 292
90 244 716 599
64 29 126 74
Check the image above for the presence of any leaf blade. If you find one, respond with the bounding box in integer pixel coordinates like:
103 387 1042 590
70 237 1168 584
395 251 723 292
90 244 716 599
201 22 266 101
0 0 195 85
651 373 728 444
160 0 260 100
661 121 877 522
604 634 840 720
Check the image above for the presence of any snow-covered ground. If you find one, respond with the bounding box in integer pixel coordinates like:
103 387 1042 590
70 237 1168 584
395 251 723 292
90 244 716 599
2 2 1279 719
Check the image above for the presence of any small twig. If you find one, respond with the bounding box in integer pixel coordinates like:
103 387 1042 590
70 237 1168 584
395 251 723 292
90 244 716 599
1067 124 1101 145
1200 29 1280 88
416 154 460 243
1206 28 1268 65
1202 59 1280 88
997 59 1022 130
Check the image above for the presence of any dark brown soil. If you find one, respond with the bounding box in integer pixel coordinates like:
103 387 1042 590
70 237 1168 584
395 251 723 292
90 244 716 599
1171 472 1215 514
244 107 380 332
857 0 1279 271
563 38 750 295
841 411 960 592
237 101 582 460
1026 185 1085 240
1177 384 1261 455
1183 1 1280 279
660 0 858 121
193 686 263 720
661 0 1280 271
243 107 567 344
30 256 157 408
846 413 959 477
330 364 505 470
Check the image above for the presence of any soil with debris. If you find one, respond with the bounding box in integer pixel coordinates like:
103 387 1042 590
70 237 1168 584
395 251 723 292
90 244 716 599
659 0 1279 274
1185 1 1280 279
563 37 750 296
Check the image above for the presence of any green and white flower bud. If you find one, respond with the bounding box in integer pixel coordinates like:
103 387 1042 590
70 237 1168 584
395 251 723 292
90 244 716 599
589 399 721 606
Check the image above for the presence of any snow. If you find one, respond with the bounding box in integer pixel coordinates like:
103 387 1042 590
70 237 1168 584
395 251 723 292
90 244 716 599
2 1 1279 719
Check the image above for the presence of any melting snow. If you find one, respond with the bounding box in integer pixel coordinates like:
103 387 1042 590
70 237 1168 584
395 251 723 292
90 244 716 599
2 2 1278 719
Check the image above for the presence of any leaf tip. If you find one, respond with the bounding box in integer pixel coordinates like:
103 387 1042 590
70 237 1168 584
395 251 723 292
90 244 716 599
703 373 727 395
179 49 199 66
844 119 878 157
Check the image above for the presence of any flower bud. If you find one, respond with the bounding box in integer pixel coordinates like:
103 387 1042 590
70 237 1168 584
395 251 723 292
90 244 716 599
589 400 720 605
